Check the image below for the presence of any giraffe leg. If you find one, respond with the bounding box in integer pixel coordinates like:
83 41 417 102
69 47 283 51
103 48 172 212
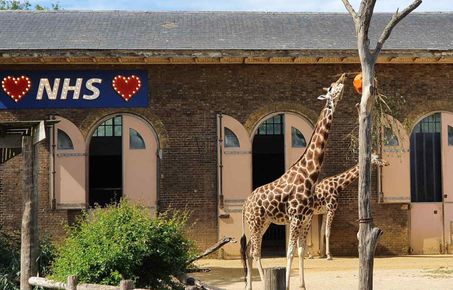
297 237 305 289
254 226 268 286
297 215 313 290
245 242 253 290
326 211 334 260
320 214 327 258
286 235 296 290
249 222 268 288
254 256 265 284
287 219 306 290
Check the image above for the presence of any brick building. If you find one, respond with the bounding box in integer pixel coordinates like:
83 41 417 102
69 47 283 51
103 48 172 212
0 11 452 257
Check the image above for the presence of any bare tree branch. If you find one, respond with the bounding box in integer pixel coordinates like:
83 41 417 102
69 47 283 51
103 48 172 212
359 0 377 34
373 0 422 58
342 0 358 23
186 236 236 265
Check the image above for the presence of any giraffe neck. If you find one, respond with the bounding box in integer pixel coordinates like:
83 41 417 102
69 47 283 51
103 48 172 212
327 164 360 192
295 107 333 178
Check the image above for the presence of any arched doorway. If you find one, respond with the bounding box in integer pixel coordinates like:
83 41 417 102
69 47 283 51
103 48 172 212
216 112 314 258
89 115 123 206
88 114 159 213
252 113 314 257
409 112 453 254
253 114 286 257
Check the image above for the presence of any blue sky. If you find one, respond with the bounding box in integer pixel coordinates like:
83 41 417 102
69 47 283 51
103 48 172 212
29 0 453 12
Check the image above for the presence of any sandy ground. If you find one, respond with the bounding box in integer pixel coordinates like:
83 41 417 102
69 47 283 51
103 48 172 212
193 256 453 290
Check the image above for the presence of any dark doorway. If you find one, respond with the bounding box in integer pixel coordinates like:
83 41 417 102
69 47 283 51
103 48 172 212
410 113 443 202
89 115 123 207
252 114 286 257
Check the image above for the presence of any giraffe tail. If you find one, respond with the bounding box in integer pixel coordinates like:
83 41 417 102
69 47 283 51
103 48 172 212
240 208 248 283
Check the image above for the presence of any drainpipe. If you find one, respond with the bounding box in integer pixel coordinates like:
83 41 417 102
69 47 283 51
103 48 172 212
217 113 224 210
48 115 56 210
156 147 162 215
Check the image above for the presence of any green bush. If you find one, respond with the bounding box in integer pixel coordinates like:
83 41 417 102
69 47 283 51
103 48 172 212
50 201 197 289
0 228 20 290
0 227 55 290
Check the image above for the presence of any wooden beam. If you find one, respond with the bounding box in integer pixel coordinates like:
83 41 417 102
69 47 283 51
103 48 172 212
269 57 294 64
32 121 46 145
219 57 243 64
244 57 269 64
0 54 451 64
0 134 22 148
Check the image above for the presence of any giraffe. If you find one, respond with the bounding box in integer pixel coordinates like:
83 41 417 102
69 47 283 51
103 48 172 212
240 74 346 290
313 154 389 260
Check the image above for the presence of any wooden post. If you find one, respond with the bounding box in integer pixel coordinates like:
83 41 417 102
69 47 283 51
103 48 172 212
66 276 78 290
119 280 134 290
264 267 285 290
20 135 38 290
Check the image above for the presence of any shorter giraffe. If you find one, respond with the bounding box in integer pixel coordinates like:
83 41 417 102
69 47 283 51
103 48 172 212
312 153 389 260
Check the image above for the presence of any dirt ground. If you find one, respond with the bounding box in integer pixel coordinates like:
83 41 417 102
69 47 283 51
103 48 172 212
193 256 453 290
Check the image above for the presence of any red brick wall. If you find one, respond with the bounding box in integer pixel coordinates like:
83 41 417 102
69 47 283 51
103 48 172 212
1 63 451 255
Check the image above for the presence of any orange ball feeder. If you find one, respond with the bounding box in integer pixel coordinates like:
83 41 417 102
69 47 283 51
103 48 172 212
353 73 362 94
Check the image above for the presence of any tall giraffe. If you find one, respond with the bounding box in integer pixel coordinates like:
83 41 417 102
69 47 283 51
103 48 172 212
240 74 346 290
313 154 389 260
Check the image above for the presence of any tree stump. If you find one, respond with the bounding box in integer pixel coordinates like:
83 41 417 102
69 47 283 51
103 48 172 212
119 280 134 290
264 267 285 290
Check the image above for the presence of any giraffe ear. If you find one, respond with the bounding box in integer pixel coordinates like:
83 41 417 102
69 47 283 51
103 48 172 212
317 95 327 100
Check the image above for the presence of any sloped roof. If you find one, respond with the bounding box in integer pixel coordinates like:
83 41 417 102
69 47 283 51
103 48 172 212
0 11 451 51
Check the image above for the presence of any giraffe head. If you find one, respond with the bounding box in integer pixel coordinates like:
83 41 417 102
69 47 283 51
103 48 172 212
371 153 390 167
317 74 346 113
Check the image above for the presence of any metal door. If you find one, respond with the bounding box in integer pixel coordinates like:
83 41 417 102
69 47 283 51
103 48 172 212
54 116 86 209
122 115 158 215
217 114 252 258
441 112 453 253
381 115 411 203
410 113 443 254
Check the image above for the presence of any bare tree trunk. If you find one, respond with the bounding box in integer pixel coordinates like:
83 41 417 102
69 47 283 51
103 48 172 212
356 33 383 290
20 136 39 290
357 64 383 290
341 1 422 289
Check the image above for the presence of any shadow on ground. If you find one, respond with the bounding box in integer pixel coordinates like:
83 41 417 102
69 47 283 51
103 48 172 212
195 268 260 290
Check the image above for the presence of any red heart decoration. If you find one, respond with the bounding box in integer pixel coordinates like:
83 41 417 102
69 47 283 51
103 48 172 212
112 75 142 101
2 76 32 102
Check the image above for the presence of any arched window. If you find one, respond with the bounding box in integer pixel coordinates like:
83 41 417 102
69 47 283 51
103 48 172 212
92 116 122 137
410 113 442 202
291 127 306 147
256 115 283 135
224 127 240 148
130 128 146 149
57 129 74 150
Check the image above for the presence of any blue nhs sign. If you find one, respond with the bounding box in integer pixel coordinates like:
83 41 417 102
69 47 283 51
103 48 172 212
0 70 148 109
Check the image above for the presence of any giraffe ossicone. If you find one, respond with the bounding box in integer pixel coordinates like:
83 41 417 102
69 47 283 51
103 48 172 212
240 74 346 290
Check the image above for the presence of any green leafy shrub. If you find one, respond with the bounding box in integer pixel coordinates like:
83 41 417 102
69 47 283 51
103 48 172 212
37 238 56 277
0 228 20 290
0 227 55 290
50 201 197 289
